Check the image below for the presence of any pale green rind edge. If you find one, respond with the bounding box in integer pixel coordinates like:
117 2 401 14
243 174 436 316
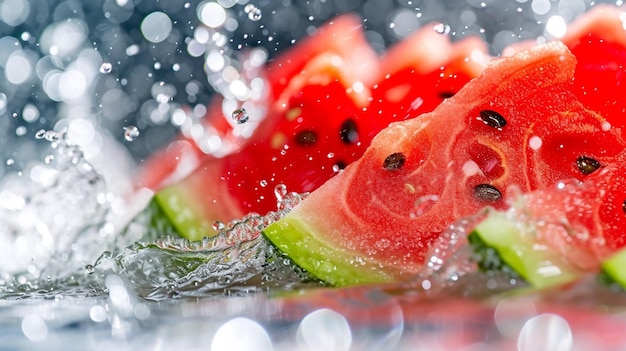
153 185 214 242
601 248 626 288
472 211 580 289
262 215 397 286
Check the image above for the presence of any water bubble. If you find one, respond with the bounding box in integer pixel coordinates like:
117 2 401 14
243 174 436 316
85 264 95 274
123 125 140 142
212 220 225 231
6 158 14 166
410 195 439 218
35 129 46 139
274 184 288 202
231 108 249 124
141 11 173 43
44 155 54 164
433 23 451 34
244 4 262 21
259 179 268 187
99 62 112 74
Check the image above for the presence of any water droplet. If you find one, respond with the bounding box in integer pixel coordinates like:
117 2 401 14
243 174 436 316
99 62 112 74
85 264 95 274
410 195 439 218
231 108 249 124
35 129 46 139
15 126 27 136
123 125 140 142
217 275 233 285
6 158 14 166
44 155 54 164
212 221 225 231
259 179 268 187
274 184 288 202
244 4 262 21
433 22 451 34
333 161 346 173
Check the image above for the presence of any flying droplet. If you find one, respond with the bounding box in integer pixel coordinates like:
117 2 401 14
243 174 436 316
231 108 249 124
35 129 46 139
244 4 262 21
99 62 113 74
433 23 451 34
212 221 225 231
123 125 140 142
274 184 288 202
85 264 95 274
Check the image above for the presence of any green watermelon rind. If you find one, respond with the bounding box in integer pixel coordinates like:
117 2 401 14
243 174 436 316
468 211 580 289
599 249 626 290
262 216 399 286
153 186 214 242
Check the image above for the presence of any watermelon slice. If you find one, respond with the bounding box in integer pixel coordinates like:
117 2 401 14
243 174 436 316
504 5 626 131
137 18 487 240
134 14 381 192
562 4 626 132
600 248 626 290
469 152 626 289
262 42 626 286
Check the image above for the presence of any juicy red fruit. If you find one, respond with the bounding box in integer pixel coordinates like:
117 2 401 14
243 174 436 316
224 79 369 212
142 15 488 240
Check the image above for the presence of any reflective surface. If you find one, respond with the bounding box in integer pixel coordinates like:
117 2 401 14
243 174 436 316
2 281 626 350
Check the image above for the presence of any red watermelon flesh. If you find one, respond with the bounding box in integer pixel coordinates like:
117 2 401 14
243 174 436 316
503 5 626 132
134 14 380 191
562 4 626 132
521 154 626 269
262 42 626 286
466 152 626 289
145 21 487 240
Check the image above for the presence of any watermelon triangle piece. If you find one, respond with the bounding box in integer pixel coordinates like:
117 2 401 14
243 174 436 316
263 41 626 286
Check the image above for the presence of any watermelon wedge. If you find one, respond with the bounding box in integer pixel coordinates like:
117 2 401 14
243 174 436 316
504 5 626 131
136 17 487 240
469 152 626 289
262 42 626 286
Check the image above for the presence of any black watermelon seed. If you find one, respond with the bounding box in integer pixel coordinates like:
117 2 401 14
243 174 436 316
295 130 318 146
479 110 507 128
576 156 601 175
623 200 626 213
383 152 406 171
439 91 455 99
474 184 502 202
339 118 359 144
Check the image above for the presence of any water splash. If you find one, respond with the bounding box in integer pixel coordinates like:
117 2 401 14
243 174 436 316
98 187 317 300
0 129 112 296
